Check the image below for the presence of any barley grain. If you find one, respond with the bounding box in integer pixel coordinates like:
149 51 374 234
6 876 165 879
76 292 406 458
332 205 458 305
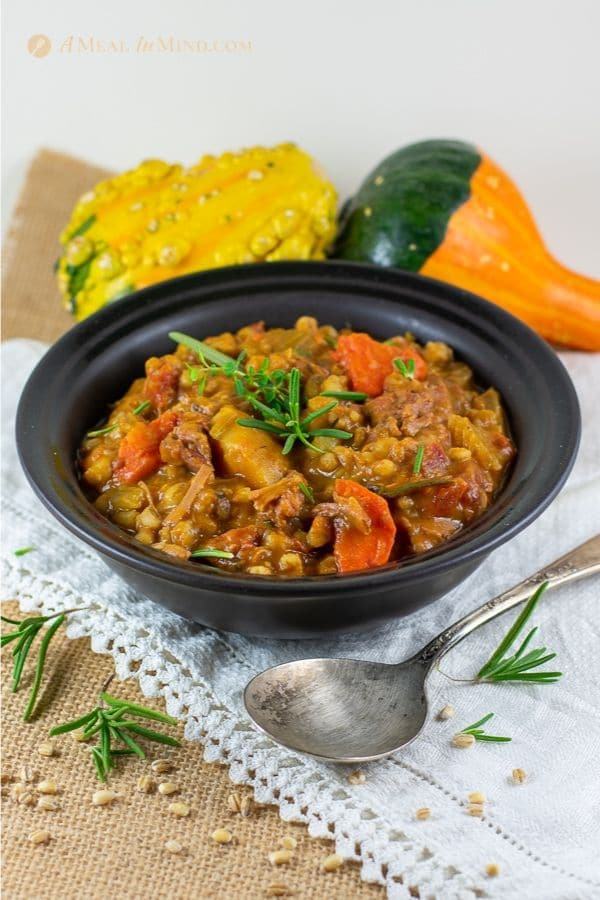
38 742 55 758
212 828 233 844
137 775 155 794
347 770 366 785
92 790 117 806
168 801 190 817
158 781 178 796
452 733 475 749
37 780 57 795
164 839 185 854
29 830 50 845
322 853 344 872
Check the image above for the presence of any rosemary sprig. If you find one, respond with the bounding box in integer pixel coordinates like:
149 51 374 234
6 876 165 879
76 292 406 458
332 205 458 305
190 548 234 559
49 692 180 782
477 582 562 684
1 608 85 721
459 713 511 742
169 331 352 455
413 444 425 475
133 399 151 415
86 423 117 438
299 482 315 504
320 390 368 402
394 357 416 379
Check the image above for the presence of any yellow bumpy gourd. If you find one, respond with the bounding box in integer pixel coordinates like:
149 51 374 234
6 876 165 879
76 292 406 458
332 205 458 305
57 143 338 320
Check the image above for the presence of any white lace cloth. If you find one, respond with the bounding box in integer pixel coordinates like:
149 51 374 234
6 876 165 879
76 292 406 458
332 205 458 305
2 339 600 900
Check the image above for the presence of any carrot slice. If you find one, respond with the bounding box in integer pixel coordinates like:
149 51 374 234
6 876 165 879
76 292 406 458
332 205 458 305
333 479 396 573
332 333 427 397
116 410 178 484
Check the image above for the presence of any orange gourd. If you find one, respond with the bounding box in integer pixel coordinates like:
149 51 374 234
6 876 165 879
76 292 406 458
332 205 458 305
334 140 600 350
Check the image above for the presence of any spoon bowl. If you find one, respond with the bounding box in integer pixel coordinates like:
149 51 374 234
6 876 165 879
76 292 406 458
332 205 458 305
244 536 600 762
245 657 429 762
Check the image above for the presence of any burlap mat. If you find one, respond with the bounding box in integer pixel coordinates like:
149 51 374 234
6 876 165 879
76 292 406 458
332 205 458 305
0 151 384 899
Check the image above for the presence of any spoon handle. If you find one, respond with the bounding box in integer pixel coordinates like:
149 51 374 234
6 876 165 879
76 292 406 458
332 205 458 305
416 534 600 666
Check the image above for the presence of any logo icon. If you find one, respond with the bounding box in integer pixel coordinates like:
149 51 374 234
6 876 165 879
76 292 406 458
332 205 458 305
27 34 51 58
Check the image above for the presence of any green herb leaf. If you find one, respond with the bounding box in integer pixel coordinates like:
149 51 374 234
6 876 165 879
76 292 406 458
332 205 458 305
49 710 98 736
476 582 560 684
169 332 354 456
133 400 150 415
14 546 35 557
86 423 117 438
299 482 315 504
309 428 353 440
190 548 235 560
413 444 425 475
459 712 511 742
100 693 179 726
320 390 368 402
2 610 83 722
169 331 240 369
394 357 416 379
50 695 180 782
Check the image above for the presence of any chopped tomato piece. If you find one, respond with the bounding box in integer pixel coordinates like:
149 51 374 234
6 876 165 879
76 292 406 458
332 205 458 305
116 411 178 484
332 333 427 397
144 357 182 412
332 479 396 573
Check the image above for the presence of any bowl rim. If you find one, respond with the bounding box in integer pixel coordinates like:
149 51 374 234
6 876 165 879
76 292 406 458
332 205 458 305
16 259 581 597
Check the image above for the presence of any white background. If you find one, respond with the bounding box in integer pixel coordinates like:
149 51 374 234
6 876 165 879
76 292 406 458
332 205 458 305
2 0 599 277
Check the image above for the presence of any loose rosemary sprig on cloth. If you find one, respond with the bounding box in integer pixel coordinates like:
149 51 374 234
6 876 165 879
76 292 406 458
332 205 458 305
477 582 562 684
49 692 180 782
458 713 511 742
1 608 86 721
169 331 352 454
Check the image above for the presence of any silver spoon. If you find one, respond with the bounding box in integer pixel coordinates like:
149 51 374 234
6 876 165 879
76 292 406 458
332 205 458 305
244 535 600 762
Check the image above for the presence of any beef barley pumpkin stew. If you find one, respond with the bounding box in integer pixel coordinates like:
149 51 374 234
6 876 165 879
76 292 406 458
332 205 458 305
79 317 515 575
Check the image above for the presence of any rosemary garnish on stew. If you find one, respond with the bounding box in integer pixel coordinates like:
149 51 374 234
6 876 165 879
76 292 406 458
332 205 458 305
190 548 234 559
320 390 368 402
458 713 511 742
86 423 117 438
299 482 315 504
133 399 151 415
393 357 416 379
169 331 352 454
413 444 425 475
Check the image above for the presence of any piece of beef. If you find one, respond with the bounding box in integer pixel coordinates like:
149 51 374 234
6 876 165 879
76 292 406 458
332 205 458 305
160 411 212 472
366 376 452 437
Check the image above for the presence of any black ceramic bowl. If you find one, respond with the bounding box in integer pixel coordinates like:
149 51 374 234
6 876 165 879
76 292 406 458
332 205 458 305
16 261 580 637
